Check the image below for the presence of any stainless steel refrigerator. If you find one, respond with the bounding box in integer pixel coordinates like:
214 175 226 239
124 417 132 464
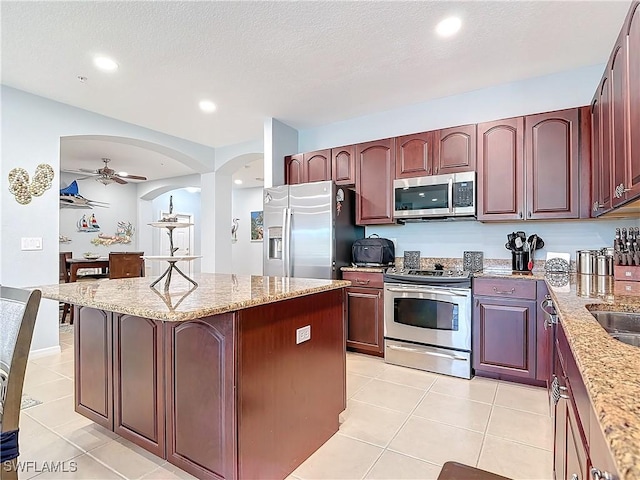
263 181 364 279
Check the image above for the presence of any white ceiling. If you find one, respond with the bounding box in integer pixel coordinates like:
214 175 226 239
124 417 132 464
1 1 633 184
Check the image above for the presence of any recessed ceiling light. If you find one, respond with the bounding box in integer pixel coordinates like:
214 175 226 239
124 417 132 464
435 16 462 37
94 56 118 71
234 179 243 185
118 171 128 177
199 100 217 113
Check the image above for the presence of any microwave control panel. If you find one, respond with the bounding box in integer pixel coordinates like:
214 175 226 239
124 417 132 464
453 182 474 208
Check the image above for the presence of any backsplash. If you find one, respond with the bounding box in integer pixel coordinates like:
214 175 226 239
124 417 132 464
367 218 635 262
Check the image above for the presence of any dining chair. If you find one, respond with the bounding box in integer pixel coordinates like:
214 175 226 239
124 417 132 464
58 252 72 323
109 252 145 279
0 286 42 480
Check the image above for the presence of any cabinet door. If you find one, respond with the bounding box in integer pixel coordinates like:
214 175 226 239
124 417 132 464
356 139 395 224
473 296 537 378
590 95 605 216
626 3 640 200
536 281 551 385
113 314 164 457
395 131 433 178
332 145 356 185
74 307 113 430
434 125 477 175
565 400 590 480
285 154 304 185
477 118 524 221
525 109 580 219
610 38 629 207
553 355 568 480
165 316 236 480
600 74 614 211
345 287 384 356
304 149 331 183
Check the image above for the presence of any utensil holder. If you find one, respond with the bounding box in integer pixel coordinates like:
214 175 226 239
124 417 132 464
512 251 530 272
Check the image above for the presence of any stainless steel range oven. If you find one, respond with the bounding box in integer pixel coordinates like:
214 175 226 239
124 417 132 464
383 268 472 379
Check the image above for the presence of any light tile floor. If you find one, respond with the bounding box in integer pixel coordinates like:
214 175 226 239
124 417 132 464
19 328 553 480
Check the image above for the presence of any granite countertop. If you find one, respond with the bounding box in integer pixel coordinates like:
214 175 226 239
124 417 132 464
546 274 640 480
472 268 547 280
39 273 350 322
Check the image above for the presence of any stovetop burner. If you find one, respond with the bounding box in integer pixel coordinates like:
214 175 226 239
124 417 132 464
383 267 471 286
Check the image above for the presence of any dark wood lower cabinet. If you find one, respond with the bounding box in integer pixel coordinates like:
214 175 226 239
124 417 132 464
473 296 537 379
166 315 236 480
345 286 384 356
72 289 346 480
74 306 113 430
114 314 165 457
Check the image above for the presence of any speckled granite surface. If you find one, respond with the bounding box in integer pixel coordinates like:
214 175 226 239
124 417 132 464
341 266 386 273
547 274 640 480
39 273 349 322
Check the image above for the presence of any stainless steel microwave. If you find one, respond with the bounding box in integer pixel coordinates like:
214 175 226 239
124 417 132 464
394 171 476 219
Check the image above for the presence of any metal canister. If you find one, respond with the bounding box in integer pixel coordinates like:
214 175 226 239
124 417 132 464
576 250 596 274
596 254 614 276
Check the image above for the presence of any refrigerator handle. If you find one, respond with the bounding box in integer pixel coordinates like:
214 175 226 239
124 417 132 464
281 207 288 277
285 207 293 277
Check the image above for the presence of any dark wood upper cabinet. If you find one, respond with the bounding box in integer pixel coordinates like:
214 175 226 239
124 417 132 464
600 74 614 211
434 125 477 175
356 138 395 224
477 118 524 221
305 149 332 183
525 109 580 219
331 145 356 186
285 150 331 185
395 131 433 178
627 2 640 200
591 94 605 216
610 38 628 208
285 154 304 185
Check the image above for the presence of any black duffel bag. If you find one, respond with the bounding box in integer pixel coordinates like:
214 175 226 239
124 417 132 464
352 234 395 266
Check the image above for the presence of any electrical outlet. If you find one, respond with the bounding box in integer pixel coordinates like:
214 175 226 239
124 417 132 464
21 237 43 251
296 325 311 344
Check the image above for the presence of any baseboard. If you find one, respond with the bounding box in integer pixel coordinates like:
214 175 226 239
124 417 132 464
29 345 62 360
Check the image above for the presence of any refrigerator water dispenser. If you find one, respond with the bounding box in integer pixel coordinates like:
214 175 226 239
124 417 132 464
268 227 283 260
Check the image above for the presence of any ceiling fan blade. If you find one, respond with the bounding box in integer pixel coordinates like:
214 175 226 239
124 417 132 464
113 176 128 184
119 174 147 181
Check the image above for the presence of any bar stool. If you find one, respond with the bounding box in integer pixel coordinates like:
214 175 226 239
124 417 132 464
437 462 511 480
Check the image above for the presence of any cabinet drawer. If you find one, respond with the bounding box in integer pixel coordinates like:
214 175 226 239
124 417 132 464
342 271 384 288
473 278 537 300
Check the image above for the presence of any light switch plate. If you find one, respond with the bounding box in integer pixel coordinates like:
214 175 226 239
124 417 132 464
296 325 311 344
21 237 43 250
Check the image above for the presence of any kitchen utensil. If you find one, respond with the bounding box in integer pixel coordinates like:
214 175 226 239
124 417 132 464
527 235 537 270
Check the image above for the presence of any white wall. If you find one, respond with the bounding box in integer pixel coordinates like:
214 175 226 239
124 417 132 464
151 188 202 273
367 218 630 263
59 173 140 255
1 86 215 355
231 187 264 275
297 64 605 151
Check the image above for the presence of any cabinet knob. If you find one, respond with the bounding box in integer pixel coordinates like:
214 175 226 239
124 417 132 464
571 474 579 480
518 212 523 218
527 211 532 218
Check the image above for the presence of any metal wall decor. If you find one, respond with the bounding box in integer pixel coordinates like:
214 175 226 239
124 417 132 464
8 164 54 205
90 221 134 246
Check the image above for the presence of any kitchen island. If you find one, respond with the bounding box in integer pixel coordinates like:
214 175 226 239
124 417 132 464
40 273 350 480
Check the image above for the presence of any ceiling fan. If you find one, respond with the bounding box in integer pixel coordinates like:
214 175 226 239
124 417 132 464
65 158 148 185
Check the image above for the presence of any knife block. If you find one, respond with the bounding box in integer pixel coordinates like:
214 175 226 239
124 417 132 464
614 265 640 282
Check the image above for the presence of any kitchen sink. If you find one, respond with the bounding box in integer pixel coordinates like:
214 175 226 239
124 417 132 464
590 311 640 348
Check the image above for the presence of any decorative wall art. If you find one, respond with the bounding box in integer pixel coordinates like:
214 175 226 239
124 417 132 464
91 221 135 246
231 218 239 242
8 163 54 205
77 214 101 232
59 235 71 243
60 180 109 209
250 211 263 241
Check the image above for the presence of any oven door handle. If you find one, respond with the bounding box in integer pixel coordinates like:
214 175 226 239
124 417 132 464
387 344 468 361
385 287 468 297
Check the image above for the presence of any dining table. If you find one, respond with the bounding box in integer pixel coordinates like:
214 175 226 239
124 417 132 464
66 257 110 282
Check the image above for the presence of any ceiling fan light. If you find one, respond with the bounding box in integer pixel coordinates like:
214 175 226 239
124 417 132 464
118 171 128 177
96 176 115 186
